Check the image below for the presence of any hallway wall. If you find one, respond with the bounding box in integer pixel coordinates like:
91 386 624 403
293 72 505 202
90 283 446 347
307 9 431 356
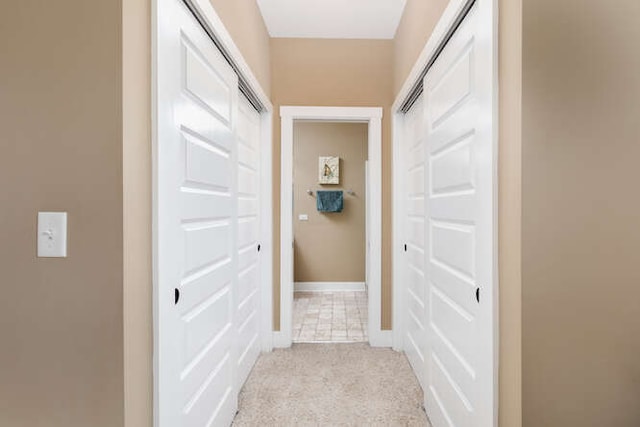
293 122 367 283
393 0 449 94
270 38 394 330
0 1 124 426
209 0 271 95
522 0 640 425
123 0 152 426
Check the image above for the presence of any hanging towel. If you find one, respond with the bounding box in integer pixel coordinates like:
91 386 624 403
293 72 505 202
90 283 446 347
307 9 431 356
316 190 343 213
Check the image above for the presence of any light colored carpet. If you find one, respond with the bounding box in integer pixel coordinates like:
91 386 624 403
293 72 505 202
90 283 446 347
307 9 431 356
233 343 431 426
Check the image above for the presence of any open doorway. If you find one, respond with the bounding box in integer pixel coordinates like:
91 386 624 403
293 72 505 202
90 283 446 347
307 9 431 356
278 106 387 348
291 121 369 343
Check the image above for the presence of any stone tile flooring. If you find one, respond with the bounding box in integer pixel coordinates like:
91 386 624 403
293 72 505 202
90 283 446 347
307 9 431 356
293 291 368 342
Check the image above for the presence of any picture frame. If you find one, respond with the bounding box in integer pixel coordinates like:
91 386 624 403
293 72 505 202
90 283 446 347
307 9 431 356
318 156 339 184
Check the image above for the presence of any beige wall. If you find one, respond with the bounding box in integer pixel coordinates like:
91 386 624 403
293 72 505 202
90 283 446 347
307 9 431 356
271 38 395 330
209 0 271 96
393 0 449 94
393 0 523 425
522 0 640 425
0 1 124 426
498 0 523 426
293 122 367 283
123 0 152 426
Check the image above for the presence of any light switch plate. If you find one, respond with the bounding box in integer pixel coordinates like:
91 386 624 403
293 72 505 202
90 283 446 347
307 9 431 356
299 214 309 221
38 212 67 257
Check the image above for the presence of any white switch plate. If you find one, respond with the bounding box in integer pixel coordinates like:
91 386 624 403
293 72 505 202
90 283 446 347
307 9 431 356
299 214 309 221
38 212 67 257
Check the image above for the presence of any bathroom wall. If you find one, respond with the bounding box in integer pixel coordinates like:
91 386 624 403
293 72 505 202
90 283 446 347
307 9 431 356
270 38 394 330
293 122 368 284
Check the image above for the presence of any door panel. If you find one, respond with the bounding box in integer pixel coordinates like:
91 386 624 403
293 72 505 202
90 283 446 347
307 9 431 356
157 0 239 425
235 95 262 391
423 3 495 426
183 39 233 123
430 222 474 278
401 95 428 389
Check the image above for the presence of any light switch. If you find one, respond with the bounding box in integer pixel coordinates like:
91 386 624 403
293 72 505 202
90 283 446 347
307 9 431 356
298 214 309 221
38 212 67 257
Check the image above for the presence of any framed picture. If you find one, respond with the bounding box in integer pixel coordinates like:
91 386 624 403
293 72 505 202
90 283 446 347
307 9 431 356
318 156 339 184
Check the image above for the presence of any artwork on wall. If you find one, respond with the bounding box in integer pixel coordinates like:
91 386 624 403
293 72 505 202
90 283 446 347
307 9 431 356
318 156 340 184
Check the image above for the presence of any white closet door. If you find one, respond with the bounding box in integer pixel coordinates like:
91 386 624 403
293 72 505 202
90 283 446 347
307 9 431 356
156 0 239 425
235 94 262 390
423 3 495 427
401 95 428 390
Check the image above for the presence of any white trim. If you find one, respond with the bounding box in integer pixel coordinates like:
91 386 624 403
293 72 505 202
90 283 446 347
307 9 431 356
391 111 406 352
365 116 384 348
488 0 501 423
272 331 289 349
294 282 366 292
369 330 393 348
391 0 499 424
279 113 294 349
259 111 274 352
280 106 382 121
279 106 385 348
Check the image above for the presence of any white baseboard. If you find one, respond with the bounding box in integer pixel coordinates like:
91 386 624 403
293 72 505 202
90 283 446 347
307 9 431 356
272 331 290 348
369 330 393 347
294 282 366 292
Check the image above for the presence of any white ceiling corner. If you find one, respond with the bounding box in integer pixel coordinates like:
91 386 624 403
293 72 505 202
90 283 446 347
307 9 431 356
256 0 407 40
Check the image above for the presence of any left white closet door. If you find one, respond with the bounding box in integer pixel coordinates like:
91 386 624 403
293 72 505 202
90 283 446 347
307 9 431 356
156 0 239 425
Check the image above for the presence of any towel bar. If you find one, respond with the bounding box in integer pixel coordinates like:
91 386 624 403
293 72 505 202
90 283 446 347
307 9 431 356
308 189 356 196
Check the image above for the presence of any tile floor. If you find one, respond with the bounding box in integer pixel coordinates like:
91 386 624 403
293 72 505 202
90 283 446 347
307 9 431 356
293 291 368 342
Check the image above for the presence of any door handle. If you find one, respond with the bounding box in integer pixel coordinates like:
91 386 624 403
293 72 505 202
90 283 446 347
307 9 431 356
475 287 480 303
175 288 180 305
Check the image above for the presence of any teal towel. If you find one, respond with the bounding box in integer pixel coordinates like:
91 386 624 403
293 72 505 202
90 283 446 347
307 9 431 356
316 190 343 213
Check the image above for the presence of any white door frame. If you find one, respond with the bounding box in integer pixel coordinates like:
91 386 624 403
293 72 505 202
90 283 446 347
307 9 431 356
277 106 388 347
152 0 274 423
391 0 499 421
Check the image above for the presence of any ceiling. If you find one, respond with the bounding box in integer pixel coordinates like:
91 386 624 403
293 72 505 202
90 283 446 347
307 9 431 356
256 0 407 40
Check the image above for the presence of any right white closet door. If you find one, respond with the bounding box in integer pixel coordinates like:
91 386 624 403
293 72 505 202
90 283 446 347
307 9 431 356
422 2 495 426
